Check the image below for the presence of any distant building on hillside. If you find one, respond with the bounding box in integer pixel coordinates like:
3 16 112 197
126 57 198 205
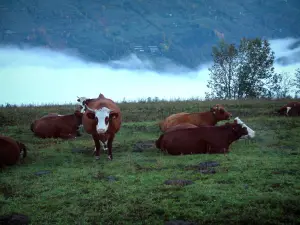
132 45 162 56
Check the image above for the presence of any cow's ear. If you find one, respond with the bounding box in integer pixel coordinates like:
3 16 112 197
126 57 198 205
110 112 119 119
86 112 95 120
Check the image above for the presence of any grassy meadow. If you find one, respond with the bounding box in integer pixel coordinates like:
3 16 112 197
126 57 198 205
0 98 300 225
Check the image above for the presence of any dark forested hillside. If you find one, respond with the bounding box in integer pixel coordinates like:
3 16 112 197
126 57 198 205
1 0 300 68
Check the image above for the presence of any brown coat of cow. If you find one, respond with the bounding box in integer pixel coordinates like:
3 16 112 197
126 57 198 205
277 101 300 116
82 93 122 160
155 121 248 155
30 110 83 139
0 135 27 169
164 123 198 133
158 104 232 132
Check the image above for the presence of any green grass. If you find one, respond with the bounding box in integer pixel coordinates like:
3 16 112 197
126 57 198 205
1 98 300 225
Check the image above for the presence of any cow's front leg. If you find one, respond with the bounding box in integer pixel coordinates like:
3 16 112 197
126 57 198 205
107 135 115 160
92 135 101 160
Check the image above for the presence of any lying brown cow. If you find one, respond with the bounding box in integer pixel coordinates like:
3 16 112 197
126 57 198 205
155 119 248 155
277 101 300 116
82 93 122 160
0 135 27 169
159 104 232 132
30 110 83 139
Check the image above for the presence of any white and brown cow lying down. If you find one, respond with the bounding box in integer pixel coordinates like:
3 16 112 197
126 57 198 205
277 101 300 116
155 118 255 155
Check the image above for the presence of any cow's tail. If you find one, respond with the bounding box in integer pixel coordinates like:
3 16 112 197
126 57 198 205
155 134 164 149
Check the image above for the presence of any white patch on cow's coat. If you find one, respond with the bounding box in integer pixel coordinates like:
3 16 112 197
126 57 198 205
286 107 292 116
100 141 108 151
234 117 255 139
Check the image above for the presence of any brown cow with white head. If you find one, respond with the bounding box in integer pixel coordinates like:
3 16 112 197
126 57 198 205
82 93 122 160
159 104 232 132
277 101 300 116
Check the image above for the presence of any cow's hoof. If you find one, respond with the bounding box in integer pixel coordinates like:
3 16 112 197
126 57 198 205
108 155 112 160
95 156 100 160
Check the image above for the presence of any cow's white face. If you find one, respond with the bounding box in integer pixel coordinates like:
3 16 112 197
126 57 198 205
94 107 111 133
234 117 255 139
286 107 292 116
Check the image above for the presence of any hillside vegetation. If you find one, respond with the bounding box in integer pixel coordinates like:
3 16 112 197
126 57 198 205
1 0 300 68
1 99 300 224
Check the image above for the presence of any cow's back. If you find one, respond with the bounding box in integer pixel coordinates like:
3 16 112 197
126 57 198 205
82 97 122 135
157 128 209 155
0 135 20 167
31 117 59 138
159 112 189 132
160 111 214 132
158 126 226 151
165 123 198 133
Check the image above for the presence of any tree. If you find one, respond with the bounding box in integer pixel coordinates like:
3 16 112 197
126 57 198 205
236 38 275 98
269 72 294 98
205 37 277 99
205 39 239 100
293 68 300 95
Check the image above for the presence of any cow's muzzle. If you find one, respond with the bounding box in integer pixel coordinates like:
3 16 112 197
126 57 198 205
97 129 106 134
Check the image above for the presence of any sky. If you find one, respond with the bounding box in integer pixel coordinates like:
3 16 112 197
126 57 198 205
1 37 300 106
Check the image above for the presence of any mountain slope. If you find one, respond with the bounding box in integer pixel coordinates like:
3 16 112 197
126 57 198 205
1 0 300 69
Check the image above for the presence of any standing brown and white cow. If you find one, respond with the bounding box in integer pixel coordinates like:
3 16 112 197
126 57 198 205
82 93 122 160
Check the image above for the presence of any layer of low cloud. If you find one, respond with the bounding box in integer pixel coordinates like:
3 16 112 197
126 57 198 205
1 37 300 106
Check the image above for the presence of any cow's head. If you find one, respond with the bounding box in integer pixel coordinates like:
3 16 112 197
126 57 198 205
225 121 248 139
85 105 119 134
286 106 292 116
77 96 88 113
210 104 232 120
233 117 255 139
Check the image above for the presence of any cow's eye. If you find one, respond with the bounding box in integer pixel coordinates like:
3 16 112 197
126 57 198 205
105 117 109 124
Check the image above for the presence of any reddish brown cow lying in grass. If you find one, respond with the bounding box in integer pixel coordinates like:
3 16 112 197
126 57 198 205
30 110 83 139
82 93 122 160
0 135 27 169
277 101 300 116
158 104 232 132
155 119 249 155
